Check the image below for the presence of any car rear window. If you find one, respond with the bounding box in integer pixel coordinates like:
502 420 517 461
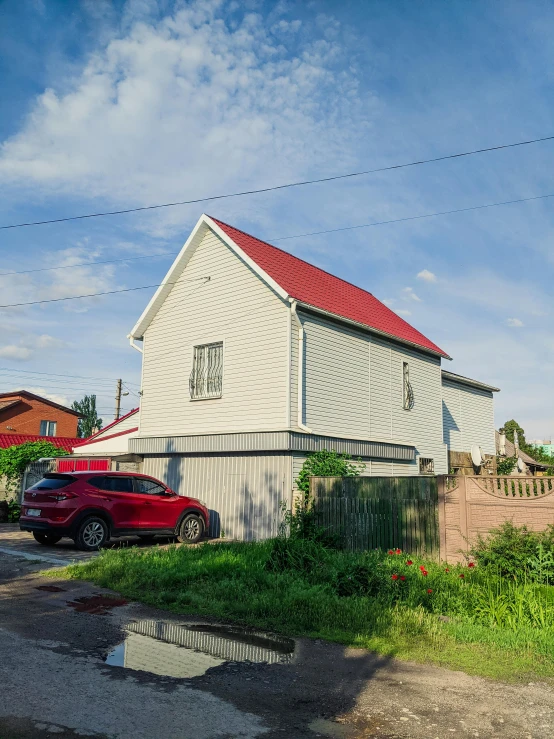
89 476 134 493
28 475 75 490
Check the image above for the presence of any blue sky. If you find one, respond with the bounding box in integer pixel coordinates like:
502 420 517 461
1 0 553 435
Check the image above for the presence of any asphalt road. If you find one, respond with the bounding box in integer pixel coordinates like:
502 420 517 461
1 526 554 738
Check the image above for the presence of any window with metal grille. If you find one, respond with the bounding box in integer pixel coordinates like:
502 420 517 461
40 420 57 436
419 457 434 474
403 362 414 410
189 342 223 400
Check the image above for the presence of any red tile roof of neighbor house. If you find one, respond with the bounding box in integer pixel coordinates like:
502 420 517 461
211 217 449 358
0 434 81 452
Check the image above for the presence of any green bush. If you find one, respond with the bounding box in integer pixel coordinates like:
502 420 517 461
7 499 21 523
470 521 554 583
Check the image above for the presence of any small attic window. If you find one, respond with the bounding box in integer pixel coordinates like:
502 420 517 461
189 342 223 400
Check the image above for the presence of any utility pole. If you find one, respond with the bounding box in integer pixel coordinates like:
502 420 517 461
115 379 122 420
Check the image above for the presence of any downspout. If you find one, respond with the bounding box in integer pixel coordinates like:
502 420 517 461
127 335 143 354
290 300 312 433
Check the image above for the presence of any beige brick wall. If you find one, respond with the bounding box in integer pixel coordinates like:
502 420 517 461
440 476 554 563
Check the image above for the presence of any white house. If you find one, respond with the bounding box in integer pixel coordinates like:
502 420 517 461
441 371 499 456
127 214 498 540
72 408 139 457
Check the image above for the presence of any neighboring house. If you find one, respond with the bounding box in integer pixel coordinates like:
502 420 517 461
72 408 139 457
495 430 548 476
529 439 554 457
441 371 499 474
0 390 80 437
125 214 499 540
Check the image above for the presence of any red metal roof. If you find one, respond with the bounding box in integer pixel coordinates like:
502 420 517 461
0 434 82 452
211 217 448 357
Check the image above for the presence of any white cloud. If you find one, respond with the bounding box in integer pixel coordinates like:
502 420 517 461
417 269 437 283
506 317 524 327
0 2 367 235
395 309 412 316
0 346 33 360
402 287 422 302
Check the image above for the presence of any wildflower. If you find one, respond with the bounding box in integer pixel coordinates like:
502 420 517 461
395 548 402 555
444 568 449 573
468 562 475 568
391 574 399 580
388 550 394 555
400 576 406 581
427 589 433 594
406 560 413 566
459 574 465 579
419 565 426 571
421 570 428 576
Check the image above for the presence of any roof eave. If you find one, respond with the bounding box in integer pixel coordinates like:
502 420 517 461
442 370 500 393
294 301 451 359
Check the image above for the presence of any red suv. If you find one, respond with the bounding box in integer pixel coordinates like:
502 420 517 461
19 472 209 551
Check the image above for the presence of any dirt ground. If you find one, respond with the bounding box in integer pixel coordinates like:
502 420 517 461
1 528 553 738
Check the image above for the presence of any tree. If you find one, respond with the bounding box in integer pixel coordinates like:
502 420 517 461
0 441 66 497
296 449 364 499
503 419 527 447
501 419 554 468
71 395 103 438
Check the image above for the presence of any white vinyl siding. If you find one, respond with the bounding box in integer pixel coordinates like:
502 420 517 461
297 312 447 475
139 229 289 436
303 315 369 438
442 379 495 455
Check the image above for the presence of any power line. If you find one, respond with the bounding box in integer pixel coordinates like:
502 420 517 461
1 134 553 230
0 185 553 310
6 187 554 283
271 191 554 241
0 276 209 309
0 252 176 277
0 366 133 382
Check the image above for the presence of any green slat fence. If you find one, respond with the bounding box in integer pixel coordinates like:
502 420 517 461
310 476 439 558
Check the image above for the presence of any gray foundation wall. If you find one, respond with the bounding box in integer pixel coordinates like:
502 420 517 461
142 452 293 541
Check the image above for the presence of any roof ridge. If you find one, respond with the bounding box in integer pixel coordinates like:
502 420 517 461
209 215 377 299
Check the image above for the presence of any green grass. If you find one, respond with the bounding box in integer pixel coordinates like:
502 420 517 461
59 539 554 683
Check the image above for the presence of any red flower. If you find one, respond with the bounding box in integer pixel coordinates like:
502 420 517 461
391 574 399 580
459 574 465 579
468 562 475 568
421 570 428 576
419 565 426 571
388 550 394 555
400 576 406 581
395 548 402 555
406 560 413 566
427 589 433 594
445 568 449 573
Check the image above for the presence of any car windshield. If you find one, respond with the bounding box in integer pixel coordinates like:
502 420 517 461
28 475 74 490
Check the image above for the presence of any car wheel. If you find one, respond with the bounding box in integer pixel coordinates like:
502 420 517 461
75 516 109 551
32 532 62 546
177 514 204 544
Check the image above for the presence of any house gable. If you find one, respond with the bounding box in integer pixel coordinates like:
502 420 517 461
137 226 290 437
130 214 449 359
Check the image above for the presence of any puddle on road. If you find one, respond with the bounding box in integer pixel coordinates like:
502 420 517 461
67 594 128 615
104 620 294 678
